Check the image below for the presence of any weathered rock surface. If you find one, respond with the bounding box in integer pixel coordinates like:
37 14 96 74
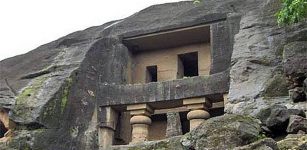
283 41 307 75
290 87 306 103
233 138 278 150
256 105 306 136
277 134 307 150
180 114 261 150
287 115 307 134
111 136 184 150
225 0 307 116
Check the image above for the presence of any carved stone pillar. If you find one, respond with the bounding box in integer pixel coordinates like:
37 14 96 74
166 112 182 138
127 104 153 143
98 107 118 150
187 109 210 130
183 97 211 130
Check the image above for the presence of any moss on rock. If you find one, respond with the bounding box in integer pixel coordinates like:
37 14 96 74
180 114 261 150
39 77 74 128
13 76 48 122
15 76 47 105
61 77 73 113
111 136 184 150
277 134 307 150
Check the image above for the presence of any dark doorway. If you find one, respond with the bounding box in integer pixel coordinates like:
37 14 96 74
146 65 158 83
149 114 167 140
178 52 198 78
0 121 7 138
179 111 190 134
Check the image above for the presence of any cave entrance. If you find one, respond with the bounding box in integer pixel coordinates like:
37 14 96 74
0 120 8 138
148 113 167 141
146 65 158 83
177 52 199 78
179 111 190 134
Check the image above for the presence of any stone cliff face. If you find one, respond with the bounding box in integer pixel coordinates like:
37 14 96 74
0 0 306 149
226 0 307 116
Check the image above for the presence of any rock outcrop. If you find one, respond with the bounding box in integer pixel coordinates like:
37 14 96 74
233 138 278 150
287 115 307 134
225 0 307 117
181 114 262 150
256 105 306 136
277 134 307 150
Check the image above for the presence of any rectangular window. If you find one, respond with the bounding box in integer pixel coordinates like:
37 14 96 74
146 65 158 82
177 52 198 78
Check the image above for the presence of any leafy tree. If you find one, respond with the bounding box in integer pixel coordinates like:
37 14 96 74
276 0 307 25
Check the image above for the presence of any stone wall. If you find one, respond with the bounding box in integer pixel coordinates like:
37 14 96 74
132 43 211 83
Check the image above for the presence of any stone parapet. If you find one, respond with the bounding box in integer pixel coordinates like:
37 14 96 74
99 71 229 108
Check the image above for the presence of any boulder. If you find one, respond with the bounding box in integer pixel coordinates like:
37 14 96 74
277 134 307 150
256 105 306 135
256 105 289 135
289 87 306 103
283 41 307 75
287 115 307 134
233 138 278 150
256 105 306 137
288 109 306 118
180 114 261 150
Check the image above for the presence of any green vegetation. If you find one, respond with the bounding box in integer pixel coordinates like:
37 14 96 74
61 77 73 112
15 76 47 104
276 0 307 25
193 0 201 4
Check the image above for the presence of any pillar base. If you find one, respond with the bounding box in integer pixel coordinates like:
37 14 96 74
187 109 210 130
98 107 118 150
189 119 205 130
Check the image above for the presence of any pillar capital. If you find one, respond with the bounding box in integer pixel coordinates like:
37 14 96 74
130 115 152 125
99 107 118 130
183 97 212 109
127 103 153 116
187 109 210 120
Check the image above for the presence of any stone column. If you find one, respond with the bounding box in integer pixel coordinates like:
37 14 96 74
98 107 118 150
183 97 211 131
166 112 182 138
127 104 153 143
